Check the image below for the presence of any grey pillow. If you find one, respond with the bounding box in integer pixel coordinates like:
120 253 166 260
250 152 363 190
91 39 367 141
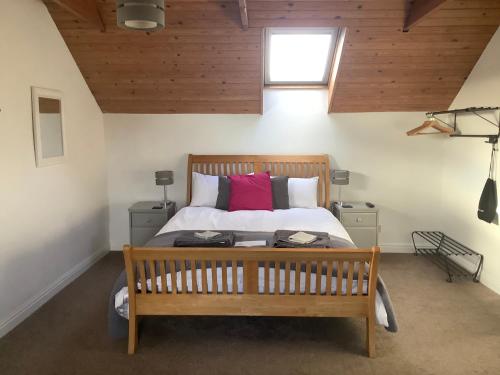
215 176 230 210
215 175 289 210
271 176 289 209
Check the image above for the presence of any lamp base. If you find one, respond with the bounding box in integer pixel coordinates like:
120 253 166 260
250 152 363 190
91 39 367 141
162 185 171 209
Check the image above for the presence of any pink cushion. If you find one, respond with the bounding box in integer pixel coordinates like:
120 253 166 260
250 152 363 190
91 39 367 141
228 172 273 211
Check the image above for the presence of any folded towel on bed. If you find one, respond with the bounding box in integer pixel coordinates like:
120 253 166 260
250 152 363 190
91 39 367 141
273 230 331 248
173 232 235 247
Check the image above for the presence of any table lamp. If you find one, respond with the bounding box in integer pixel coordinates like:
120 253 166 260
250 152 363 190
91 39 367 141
155 170 173 209
331 169 350 207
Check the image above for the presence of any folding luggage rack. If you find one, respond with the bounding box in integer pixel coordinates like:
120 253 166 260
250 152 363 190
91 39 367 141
412 231 483 282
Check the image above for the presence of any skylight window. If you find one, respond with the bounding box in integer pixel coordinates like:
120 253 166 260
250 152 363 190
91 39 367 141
265 28 338 85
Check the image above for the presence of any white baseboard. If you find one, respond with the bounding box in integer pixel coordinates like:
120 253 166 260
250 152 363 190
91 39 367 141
379 243 414 253
0 249 108 338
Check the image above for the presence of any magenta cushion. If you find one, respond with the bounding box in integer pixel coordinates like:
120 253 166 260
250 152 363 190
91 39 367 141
228 172 273 211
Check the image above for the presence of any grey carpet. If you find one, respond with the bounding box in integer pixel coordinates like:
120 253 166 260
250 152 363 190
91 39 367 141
1 253 499 375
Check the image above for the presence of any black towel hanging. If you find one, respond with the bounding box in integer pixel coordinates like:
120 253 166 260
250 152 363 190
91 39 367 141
478 143 498 223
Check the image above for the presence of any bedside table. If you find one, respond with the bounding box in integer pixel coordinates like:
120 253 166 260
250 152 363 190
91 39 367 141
332 201 378 248
129 201 176 246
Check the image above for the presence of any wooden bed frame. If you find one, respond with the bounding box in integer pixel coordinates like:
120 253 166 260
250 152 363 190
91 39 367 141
123 155 381 357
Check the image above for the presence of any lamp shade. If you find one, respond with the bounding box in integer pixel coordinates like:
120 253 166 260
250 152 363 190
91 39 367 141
117 0 165 31
155 170 173 186
331 169 350 185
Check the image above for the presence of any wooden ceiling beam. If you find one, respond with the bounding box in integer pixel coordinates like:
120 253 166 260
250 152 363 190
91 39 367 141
238 0 249 30
49 0 105 32
404 0 448 31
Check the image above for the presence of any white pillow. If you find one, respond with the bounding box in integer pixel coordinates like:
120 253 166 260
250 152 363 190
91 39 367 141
190 172 219 207
288 177 319 208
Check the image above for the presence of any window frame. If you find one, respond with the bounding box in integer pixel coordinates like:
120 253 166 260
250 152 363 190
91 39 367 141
264 27 339 86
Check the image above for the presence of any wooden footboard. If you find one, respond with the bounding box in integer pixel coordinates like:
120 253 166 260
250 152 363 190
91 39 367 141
123 246 380 357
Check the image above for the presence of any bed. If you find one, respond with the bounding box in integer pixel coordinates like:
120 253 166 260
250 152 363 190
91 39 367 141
111 155 397 357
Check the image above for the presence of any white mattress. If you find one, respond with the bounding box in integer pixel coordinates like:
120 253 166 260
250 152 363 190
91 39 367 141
157 206 352 242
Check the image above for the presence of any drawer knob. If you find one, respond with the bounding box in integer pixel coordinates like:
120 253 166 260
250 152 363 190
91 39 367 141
146 219 152 223
356 217 363 222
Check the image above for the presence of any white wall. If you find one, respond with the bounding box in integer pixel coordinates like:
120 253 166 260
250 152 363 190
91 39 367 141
440 28 500 294
105 89 445 251
0 1 109 335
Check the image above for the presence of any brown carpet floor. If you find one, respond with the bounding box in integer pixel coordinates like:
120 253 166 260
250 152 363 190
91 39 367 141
1 253 500 375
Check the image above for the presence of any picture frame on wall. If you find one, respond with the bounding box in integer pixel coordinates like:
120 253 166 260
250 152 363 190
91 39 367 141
31 87 66 167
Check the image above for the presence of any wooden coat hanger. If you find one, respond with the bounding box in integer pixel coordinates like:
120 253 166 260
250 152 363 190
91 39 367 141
406 118 454 136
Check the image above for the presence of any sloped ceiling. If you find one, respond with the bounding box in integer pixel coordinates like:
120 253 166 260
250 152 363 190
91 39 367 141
44 0 500 114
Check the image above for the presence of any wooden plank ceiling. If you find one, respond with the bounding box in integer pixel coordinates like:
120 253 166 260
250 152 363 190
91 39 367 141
44 0 500 114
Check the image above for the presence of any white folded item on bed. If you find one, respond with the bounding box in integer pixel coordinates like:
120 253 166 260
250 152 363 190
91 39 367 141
157 206 352 242
114 266 388 328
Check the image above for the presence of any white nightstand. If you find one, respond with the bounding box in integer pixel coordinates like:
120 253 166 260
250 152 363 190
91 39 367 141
129 201 176 246
332 201 379 248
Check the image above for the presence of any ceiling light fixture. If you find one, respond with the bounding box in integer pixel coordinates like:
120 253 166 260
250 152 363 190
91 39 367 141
117 0 165 31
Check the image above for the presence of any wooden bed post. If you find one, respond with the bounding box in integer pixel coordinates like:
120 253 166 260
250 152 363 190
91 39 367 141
123 245 138 354
366 246 380 358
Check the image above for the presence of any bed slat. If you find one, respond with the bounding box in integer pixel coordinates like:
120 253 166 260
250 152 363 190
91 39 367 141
326 261 333 296
159 260 167 294
316 261 322 295
264 261 270 294
337 261 343 296
180 261 187 294
232 260 237 294
201 261 208 294
274 261 280 295
305 261 311 295
347 261 354 296
170 260 177 295
295 261 301 295
191 259 197 294
149 260 157 294
139 261 147 295
211 260 217 294
318 163 324 206
222 261 228 294
285 261 290 295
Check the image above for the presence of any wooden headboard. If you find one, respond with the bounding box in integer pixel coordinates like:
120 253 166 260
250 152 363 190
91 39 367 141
187 154 330 208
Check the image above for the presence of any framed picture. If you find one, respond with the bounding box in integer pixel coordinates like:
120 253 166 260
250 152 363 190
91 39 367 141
31 87 66 167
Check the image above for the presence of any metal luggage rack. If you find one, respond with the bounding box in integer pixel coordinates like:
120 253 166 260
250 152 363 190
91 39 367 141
411 231 483 282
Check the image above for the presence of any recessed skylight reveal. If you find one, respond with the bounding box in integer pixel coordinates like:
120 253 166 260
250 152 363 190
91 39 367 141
265 28 338 85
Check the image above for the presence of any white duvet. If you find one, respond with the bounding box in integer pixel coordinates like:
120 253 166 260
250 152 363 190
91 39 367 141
157 206 352 242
